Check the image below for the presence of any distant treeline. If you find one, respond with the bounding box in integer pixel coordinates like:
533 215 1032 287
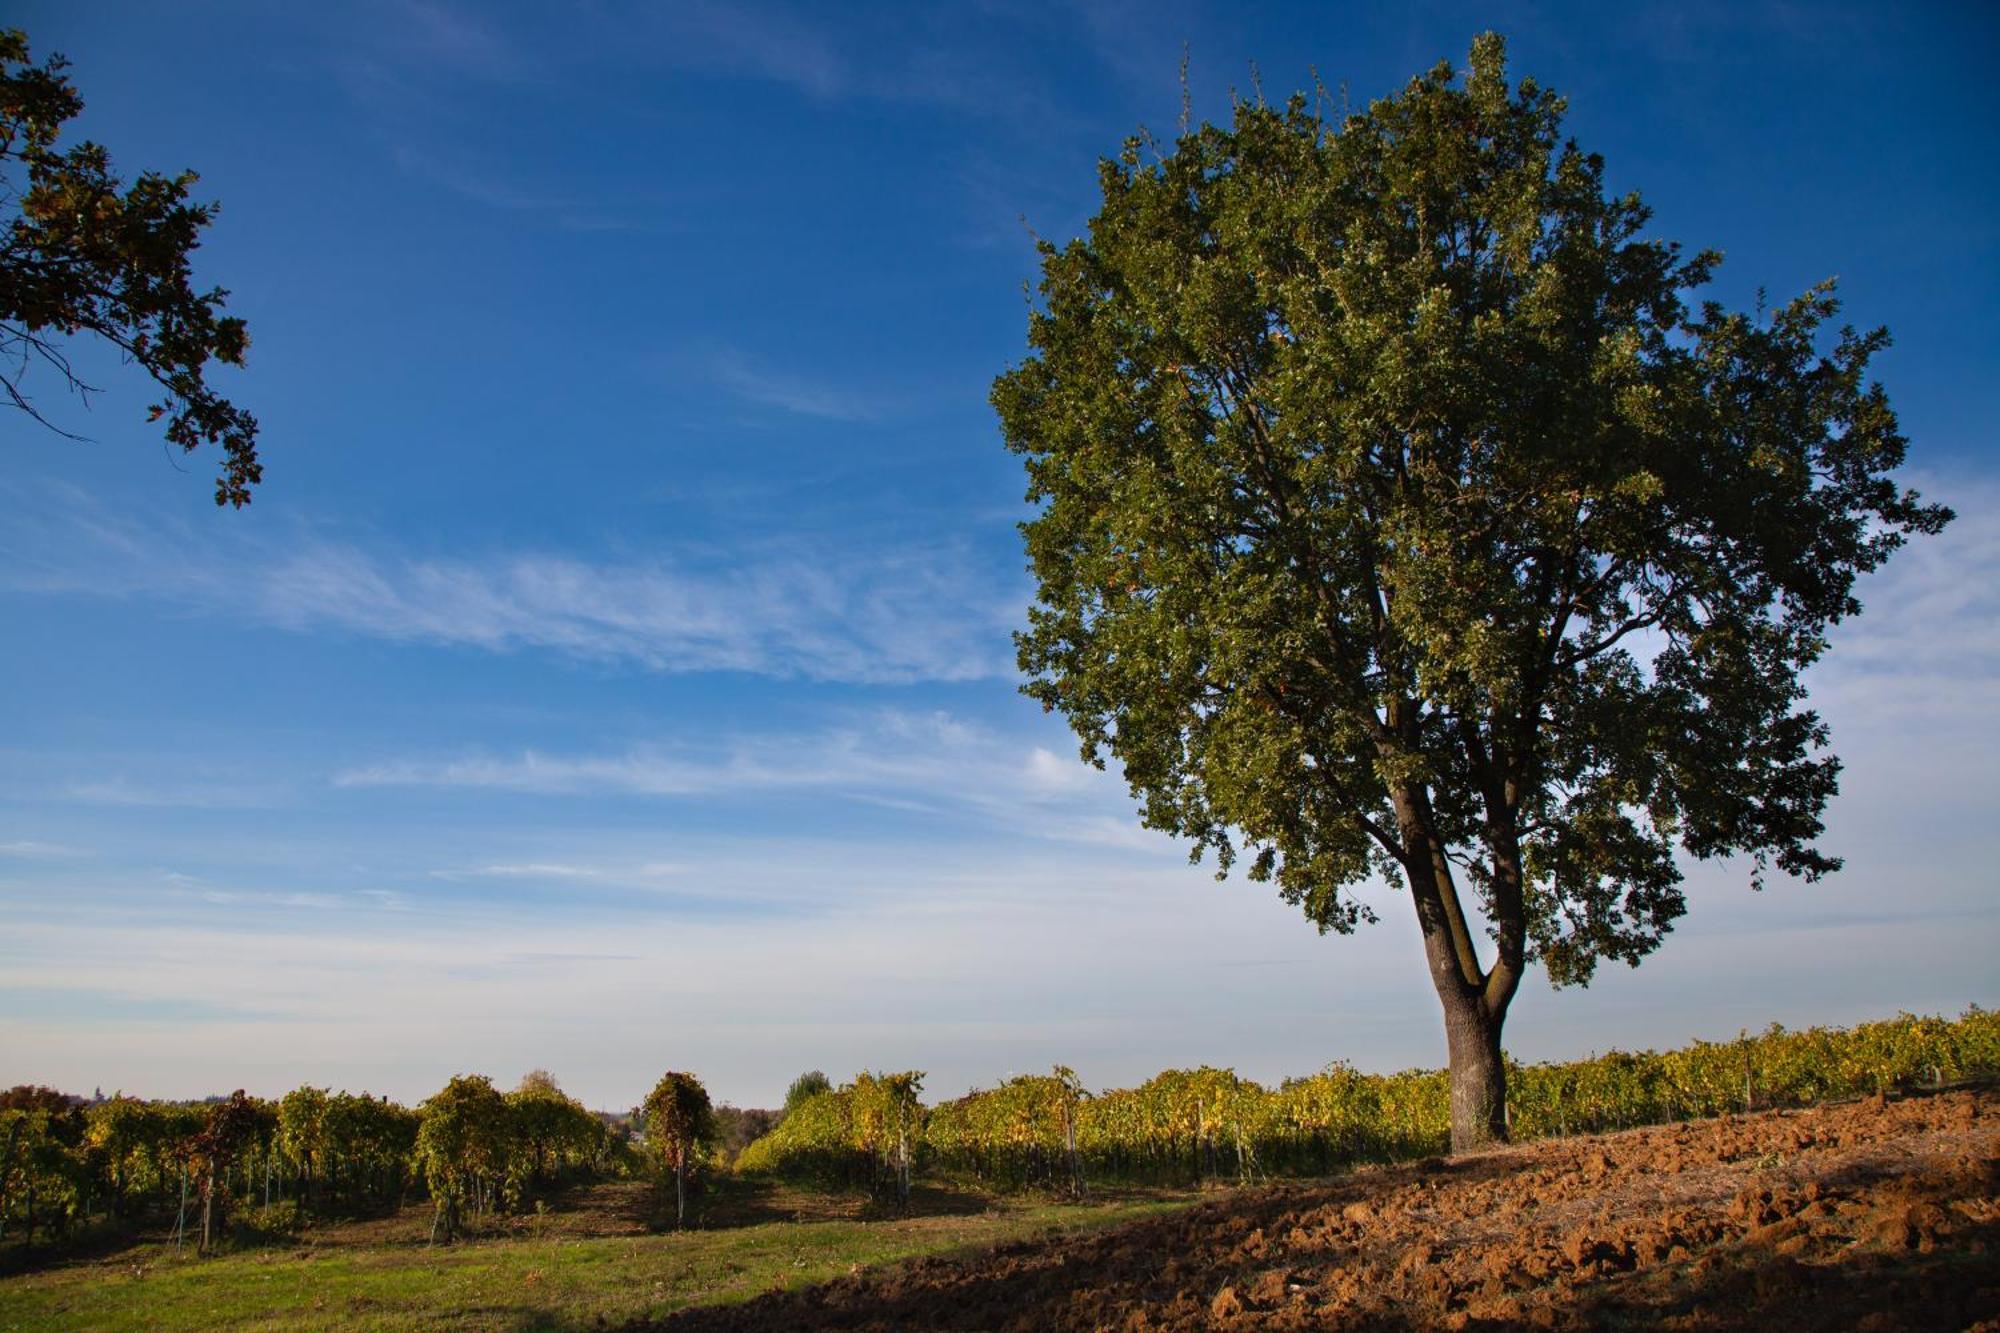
737 1009 2000 1194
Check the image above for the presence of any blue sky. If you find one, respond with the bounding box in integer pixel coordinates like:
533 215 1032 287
2 0 1995 1113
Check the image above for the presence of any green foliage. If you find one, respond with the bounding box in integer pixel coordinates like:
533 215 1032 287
927 1068 1084 1192
415 1076 513 1244
709 1105 779 1166
323 1092 418 1202
993 33 1951 1150
274 1087 327 1189
505 1075 605 1198
0 1087 88 1243
190 1092 266 1252
639 1073 714 1176
782 1070 832 1117
735 1071 926 1202
7 1075 626 1252
0 28 260 504
233 1197 308 1243
741 1009 1998 1197
641 1071 716 1228
734 1086 854 1185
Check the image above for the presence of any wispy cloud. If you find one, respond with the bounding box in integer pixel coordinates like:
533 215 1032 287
1 496 1018 685
393 0 521 81
0 840 74 859
710 349 882 422
338 709 1158 851
626 1 1075 127
60 778 280 810
1810 473 2000 697
336 4 656 233
389 144 649 232
437 863 606 881
501 951 644 966
664 0 847 98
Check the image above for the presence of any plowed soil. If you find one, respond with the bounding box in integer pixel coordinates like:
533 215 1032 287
656 1088 2000 1331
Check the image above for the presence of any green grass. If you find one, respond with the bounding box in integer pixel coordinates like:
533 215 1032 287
0 1183 1195 1330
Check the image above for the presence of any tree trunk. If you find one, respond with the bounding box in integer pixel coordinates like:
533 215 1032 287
674 1156 686 1229
1390 780 1521 1156
1443 996 1507 1153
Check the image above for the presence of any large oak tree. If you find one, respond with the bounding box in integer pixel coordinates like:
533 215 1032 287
993 35 1950 1151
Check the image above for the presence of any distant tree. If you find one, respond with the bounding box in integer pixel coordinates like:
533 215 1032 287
275 1086 328 1206
505 1074 602 1195
782 1070 831 1117
1 28 261 504
416 1075 512 1244
850 1071 923 1207
191 1091 259 1254
994 34 1951 1152
642 1072 714 1229
321 1091 419 1206
709 1105 779 1166
0 1086 85 1244
83 1095 156 1220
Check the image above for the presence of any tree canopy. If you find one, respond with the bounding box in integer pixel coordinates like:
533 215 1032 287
643 1071 714 1228
1 28 260 505
783 1070 832 1117
993 34 1950 1150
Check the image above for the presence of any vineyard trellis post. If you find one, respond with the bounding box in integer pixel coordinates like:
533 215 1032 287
0 1116 19 1241
1062 1097 1084 1199
1193 1097 1203 1185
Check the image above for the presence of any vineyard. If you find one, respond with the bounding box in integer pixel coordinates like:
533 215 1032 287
0 1074 626 1256
2 1009 1995 1255
743 1009 1998 1193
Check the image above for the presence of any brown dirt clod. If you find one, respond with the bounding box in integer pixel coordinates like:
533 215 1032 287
651 1088 2000 1332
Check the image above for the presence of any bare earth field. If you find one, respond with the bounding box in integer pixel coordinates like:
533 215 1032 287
659 1088 2000 1331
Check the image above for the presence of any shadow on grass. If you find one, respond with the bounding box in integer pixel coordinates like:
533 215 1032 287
0 1190 444 1275
686 1175 999 1231
0 1216 163 1278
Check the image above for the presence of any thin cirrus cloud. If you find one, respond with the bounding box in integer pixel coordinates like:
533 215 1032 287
337 708 1055 799
392 0 520 82
244 541 1016 682
1808 472 1999 703
641 0 1042 115
337 709 1161 851
388 145 647 233
0 840 76 859
709 349 884 422
2 495 1018 685
59 777 282 809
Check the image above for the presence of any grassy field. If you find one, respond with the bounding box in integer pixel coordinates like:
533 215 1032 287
0 1179 1198 1330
